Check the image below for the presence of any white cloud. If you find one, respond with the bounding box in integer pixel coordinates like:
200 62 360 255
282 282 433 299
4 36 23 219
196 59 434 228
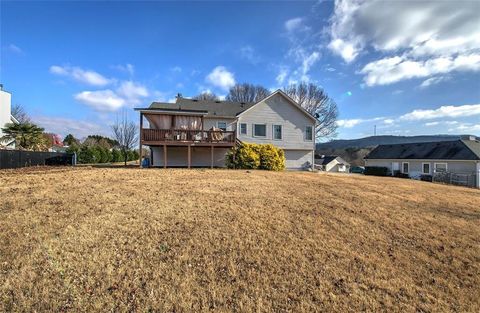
425 122 440 126
74 90 125 112
301 52 320 77
329 0 480 84
116 81 149 104
337 119 363 128
276 68 288 85
383 119 394 125
361 54 480 86
6 43 24 54
112 64 134 76
35 116 109 138
171 66 182 73
285 17 305 32
206 66 236 91
419 76 451 89
50 65 112 86
240 45 260 64
400 104 480 121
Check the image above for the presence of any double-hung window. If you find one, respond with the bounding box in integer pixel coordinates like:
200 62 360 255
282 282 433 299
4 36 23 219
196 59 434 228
217 122 227 131
240 123 247 135
273 125 282 140
402 162 409 174
253 124 266 137
434 163 448 173
305 126 313 141
422 163 431 174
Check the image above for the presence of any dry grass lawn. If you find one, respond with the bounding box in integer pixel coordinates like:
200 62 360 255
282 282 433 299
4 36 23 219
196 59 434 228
1 167 479 312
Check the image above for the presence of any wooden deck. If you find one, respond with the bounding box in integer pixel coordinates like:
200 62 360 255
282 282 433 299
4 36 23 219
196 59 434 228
140 128 236 146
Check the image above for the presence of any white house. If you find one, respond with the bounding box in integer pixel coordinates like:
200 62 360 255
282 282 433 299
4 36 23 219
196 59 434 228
364 137 480 188
135 90 317 169
315 155 350 173
0 85 18 148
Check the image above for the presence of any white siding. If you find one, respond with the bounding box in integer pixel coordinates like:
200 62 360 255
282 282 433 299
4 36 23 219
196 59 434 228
203 117 236 131
237 93 315 150
0 89 12 140
284 150 314 170
151 146 229 167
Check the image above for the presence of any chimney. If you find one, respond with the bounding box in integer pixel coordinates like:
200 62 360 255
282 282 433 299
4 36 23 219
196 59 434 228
176 93 182 99
0 84 3 90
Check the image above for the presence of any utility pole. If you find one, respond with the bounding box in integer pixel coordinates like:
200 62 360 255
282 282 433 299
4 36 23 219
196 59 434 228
374 125 377 136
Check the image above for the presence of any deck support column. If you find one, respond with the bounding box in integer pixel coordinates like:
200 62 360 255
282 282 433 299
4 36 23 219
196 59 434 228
163 144 167 169
187 145 191 169
211 145 214 169
139 112 143 168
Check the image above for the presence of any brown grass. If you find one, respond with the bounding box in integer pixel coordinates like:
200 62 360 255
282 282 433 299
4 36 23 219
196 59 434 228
1 167 479 312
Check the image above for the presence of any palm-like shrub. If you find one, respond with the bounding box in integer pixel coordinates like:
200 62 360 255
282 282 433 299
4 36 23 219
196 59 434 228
1 122 48 151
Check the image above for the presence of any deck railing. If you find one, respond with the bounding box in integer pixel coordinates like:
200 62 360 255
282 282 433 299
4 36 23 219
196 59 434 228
141 128 236 144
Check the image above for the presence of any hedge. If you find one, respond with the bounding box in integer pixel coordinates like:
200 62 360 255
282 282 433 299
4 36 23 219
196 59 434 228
364 166 389 176
226 143 285 171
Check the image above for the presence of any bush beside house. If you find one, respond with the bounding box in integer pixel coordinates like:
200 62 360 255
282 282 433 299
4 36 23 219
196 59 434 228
226 143 285 171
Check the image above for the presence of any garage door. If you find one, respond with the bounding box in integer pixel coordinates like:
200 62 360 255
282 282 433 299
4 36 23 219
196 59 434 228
284 150 313 170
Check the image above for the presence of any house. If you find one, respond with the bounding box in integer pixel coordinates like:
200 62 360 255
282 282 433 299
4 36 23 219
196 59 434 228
364 137 480 188
135 90 316 169
0 85 18 148
315 155 350 172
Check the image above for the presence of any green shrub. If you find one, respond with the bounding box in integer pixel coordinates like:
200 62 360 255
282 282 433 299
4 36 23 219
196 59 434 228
226 143 285 171
111 149 121 163
364 166 389 176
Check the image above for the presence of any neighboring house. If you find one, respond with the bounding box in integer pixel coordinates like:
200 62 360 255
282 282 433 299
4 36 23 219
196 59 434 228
0 85 18 148
364 137 480 188
315 155 350 172
135 90 316 169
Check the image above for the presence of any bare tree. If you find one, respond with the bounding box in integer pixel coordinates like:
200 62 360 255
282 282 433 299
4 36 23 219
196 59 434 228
225 83 270 103
283 82 338 140
193 92 219 101
11 103 31 123
111 111 138 166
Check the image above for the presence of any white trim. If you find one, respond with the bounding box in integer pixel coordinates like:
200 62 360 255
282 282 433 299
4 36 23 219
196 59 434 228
239 122 247 135
305 125 313 141
422 162 431 174
236 89 317 123
253 123 267 138
364 158 478 162
434 162 448 173
273 124 282 140
402 162 409 174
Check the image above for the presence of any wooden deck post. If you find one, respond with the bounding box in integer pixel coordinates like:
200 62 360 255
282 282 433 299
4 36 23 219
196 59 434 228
139 112 143 168
211 145 214 169
187 145 191 169
163 144 167 169
201 116 205 142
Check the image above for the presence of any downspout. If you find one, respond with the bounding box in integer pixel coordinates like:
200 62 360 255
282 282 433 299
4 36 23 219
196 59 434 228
477 161 480 189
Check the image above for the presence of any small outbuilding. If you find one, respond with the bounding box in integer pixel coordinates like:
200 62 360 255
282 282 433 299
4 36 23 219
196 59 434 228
315 155 350 173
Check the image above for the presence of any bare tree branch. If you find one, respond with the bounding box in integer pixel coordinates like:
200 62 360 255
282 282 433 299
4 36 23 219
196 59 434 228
11 103 31 123
193 92 219 101
225 83 269 103
283 82 338 141
111 110 138 166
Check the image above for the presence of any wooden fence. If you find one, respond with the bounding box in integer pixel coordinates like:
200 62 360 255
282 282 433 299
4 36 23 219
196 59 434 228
0 150 75 169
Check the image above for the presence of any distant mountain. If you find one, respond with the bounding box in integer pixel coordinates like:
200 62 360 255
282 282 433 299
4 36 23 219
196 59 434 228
316 135 473 150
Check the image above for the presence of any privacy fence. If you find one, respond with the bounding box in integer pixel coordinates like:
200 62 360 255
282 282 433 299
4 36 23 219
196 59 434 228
0 150 76 169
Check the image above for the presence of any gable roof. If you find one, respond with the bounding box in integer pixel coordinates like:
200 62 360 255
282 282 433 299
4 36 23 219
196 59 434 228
140 98 255 118
237 89 317 122
365 140 480 160
315 155 339 165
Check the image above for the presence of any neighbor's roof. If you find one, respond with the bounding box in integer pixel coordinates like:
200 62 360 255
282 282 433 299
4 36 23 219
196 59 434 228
141 98 255 118
365 140 480 160
315 155 339 165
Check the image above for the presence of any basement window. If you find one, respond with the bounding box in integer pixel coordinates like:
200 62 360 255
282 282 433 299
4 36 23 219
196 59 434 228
402 162 409 174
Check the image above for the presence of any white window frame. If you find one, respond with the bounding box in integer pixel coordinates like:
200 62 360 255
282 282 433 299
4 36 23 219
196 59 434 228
273 124 282 140
434 162 448 173
422 162 431 174
402 162 409 174
305 125 313 141
253 123 267 138
239 123 247 135
217 121 227 131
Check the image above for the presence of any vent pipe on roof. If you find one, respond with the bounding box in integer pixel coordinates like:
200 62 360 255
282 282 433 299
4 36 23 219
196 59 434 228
461 135 477 141
176 93 182 99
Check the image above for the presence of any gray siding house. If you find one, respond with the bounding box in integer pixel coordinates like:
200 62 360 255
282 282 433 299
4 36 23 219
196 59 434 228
364 138 480 188
135 90 316 169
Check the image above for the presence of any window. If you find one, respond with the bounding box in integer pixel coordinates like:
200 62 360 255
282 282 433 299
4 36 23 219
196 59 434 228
422 163 431 174
434 163 448 173
273 125 282 140
240 123 247 135
402 162 409 174
253 124 266 137
305 126 313 141
217 122 227 131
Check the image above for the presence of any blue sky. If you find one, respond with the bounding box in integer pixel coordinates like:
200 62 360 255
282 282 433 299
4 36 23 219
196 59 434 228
1 0 479 139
